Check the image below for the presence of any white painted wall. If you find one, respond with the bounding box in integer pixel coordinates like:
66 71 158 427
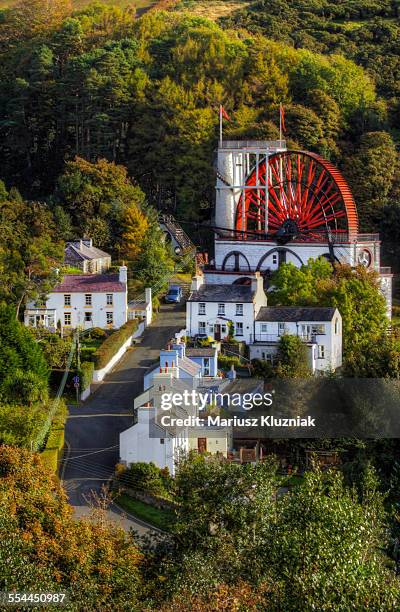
250 311 342 372
45 289 127 330
187 300 255 343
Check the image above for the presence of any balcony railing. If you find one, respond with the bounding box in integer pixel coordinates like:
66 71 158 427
217 231 380 244
250 333 318 343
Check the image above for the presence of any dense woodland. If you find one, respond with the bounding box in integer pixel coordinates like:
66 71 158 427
1 1 400 608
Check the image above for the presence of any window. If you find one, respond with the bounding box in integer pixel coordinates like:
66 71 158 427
85 294 92 306
203 357 210 376
84 311 92 322
198 303 206 315
106 312 113 325
278 322 285 335
236 303 243 316
221 324 227 334
64 313 71 326
262 352 274 364
106 294 113 306
261 323 268 333
318 345 325 359
198 321 206 335
335 318 339 334
235 322 243 336
218 303 225 316
311 324 325 335
160 438 165 445
272 254 278 265
64 294 71 307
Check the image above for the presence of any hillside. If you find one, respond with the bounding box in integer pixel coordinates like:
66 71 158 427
0 0 155 10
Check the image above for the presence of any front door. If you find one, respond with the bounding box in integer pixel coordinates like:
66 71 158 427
198 438 207 453
214 324 221 340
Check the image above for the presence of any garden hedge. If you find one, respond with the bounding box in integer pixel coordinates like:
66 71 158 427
80 361 94 390
40 448 58 473
46 427 65 452
92 319 138 370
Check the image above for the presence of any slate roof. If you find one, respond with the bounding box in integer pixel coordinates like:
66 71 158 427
256 307 337 322
65 242 110 261
186 348 216 358
52 274 126 293
178 356 202 377
188 284 254 303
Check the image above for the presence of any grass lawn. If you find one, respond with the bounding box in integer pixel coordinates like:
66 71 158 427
173 0 252 20
116 493 175 531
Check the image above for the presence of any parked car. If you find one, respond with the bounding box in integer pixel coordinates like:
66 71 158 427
165 285 183 304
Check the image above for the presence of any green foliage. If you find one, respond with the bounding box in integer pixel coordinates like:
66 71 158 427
79 360 94 391
217 353 241 369
29 328 73 369
45 427 64 452
270 259 389 375
55 157 146 251
132 223 175 293
118 461 170 495
0 304 49 404
0 403 49 448
276 334 312 377
92 319 138 369
39 448 58 473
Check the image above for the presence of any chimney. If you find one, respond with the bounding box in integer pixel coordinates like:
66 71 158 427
83 238 93 248
251 271 263 294
119 265 128 284
145 287 152 304
191 272 204 291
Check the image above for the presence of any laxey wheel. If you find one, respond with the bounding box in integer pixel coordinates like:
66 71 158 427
235 151 358 242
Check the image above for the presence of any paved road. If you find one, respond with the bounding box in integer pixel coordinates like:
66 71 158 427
62 302 186 534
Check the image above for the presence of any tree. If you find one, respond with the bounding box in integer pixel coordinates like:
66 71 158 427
120 204 149 262
276 334 312 377
132 223 174 292
55 157 146 251
0 446 143 607
343 132 398 230
270 259 388 375
0 304 49 404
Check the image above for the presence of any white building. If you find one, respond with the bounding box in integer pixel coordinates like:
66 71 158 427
186 271 267 343
64 238 111 274
207 140 392 318
250 307 342 373
25 266 128 331
120 369 232 476
128 288 153 327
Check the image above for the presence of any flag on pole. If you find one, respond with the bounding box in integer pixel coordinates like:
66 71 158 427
220 105 231 122
280 103 286 135
219 105 231 144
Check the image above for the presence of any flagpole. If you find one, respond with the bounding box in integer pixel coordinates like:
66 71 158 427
279 103 282 143
219 105 223 146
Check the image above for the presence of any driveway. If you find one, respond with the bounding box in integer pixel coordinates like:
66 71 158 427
62 302 186 534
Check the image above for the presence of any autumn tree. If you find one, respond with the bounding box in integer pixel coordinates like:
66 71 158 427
120 204 149 261
55 157 146 250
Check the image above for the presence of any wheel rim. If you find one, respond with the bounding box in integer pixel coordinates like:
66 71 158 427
235 150 358 240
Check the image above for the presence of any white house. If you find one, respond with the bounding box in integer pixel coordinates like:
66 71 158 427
186 271 267 343
128 288 153 327
120 369 232 475
250 307 342 373
25 266 128 331
64 238 111 274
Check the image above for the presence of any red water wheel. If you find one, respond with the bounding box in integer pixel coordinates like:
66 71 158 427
235 151 358 240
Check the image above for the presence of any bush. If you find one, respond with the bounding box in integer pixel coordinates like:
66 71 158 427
92 320 138 370
89 327 107 340
80 361 94 391
218 354 242 370
120 462 167 495
40 448 59 473
46 428 64 452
